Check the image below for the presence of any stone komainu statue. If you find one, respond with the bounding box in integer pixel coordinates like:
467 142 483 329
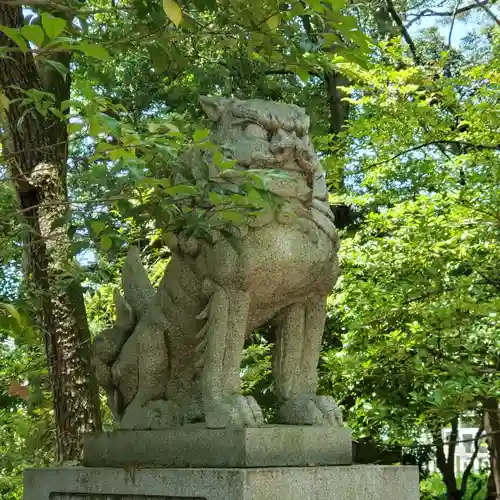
92 97 343 429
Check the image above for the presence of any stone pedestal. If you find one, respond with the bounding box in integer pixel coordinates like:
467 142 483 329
83 426 353 468
23 427 419 499
24 465 419 500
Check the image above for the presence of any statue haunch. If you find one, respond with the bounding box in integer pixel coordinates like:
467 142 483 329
92 97 343 430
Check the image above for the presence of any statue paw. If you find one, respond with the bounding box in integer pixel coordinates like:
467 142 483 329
278 395 343 427
180 395 205 424
205 395 264 429
119 400 182 429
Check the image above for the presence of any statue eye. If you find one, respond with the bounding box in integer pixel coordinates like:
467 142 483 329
245 123 267 140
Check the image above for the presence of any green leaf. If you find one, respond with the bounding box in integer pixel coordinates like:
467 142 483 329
100 113 122 137
220 210 245 222
162 0 183 26
76 42 112 61
265 14 280 32
100 235 113 251
21 25 45 47
0 25 28 52
209 191 224 205
296 67 309 83
193 128 210 142
108 147 135 161
88 116 101 136
60 99 81 112
165 184 197 195
307 0 325 11
49 107 66 120
220 159 237 170
325 0 346 11
70 241 90 255
91 220 106 236
67 225 78 239
0 302 21 325
148 122 162 133
67 121 84 134
220 229 241 254
149 122 180 134
41 13 66 39
211 151 237 170
0 93 9 110
212 150 225 167
247 188 265 207
231 193 249 205
44 59 68 81
50 213 70 231
147 45 170 73
165 123 181 133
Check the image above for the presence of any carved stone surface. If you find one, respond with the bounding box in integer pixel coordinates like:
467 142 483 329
92 97 342 430
82 426 353 468
24 466 420 500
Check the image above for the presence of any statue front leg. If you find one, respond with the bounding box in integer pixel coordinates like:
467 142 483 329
200 287 263 428
274 296 343 426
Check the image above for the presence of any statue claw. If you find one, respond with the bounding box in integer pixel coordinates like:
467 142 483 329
119 400 182 430
278 395 343 427
205 395 264 429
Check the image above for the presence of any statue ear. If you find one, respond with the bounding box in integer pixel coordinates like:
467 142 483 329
121 246 155 321
199 95 226 121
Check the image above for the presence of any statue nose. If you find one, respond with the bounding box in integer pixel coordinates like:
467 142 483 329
270 130 295 155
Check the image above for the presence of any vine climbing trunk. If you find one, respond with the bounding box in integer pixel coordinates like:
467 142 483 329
0 4 101 461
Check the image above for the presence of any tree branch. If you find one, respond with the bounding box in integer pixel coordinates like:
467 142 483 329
475 270 500 291
386 0 421 64
264 68 322 78
460 425 485 496
448 417 459 465
352 139 500 174
406 0 496 26
473 0 500 24
448 0 462 47
405 286 455 304
0 0 133 14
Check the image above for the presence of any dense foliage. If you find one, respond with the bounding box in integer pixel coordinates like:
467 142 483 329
1 0 499 498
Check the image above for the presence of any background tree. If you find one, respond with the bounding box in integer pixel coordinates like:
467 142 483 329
0 0 499 498
0 2 104 462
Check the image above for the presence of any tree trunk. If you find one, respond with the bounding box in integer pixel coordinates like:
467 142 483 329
459 424 484 497
324 70 350 143
0 3 101 462
323 69 358 229
434 418 463 500
487 456 498 500
484 398 500 500
300 9 355 228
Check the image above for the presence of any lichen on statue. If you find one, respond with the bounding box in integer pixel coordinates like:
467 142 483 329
92 96 343 430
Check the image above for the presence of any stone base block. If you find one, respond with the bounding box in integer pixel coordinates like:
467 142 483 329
83 425 352 468
24 465 419 500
